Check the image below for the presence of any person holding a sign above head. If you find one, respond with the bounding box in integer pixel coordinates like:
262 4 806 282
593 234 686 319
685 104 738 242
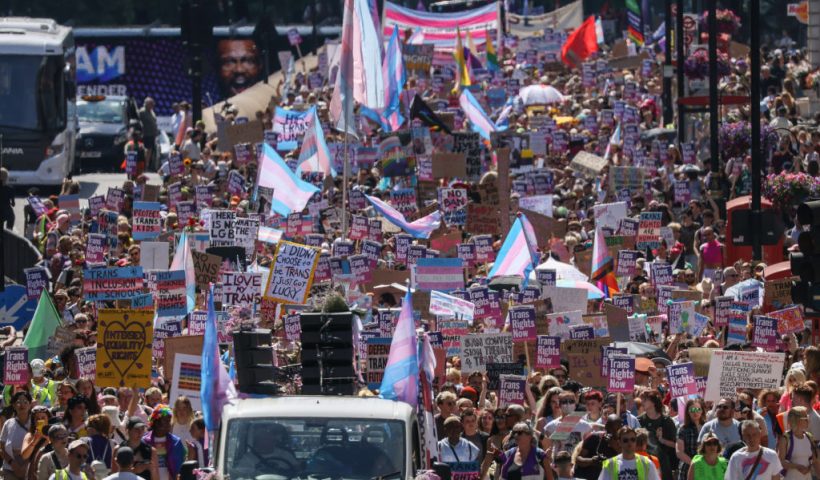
726 420 782 480
597 427 660 480
482 422 553 480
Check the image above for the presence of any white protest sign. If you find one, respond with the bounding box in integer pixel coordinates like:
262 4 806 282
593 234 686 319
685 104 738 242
140 242 169 271
593 202 629 231
519 195 553 217
430 290 475 323
704 350 785 402
219 272 263 307
459 333 513 374
169 353 202 410
209 210 236 247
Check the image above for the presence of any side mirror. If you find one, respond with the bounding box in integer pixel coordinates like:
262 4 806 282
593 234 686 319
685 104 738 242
179 460 203 480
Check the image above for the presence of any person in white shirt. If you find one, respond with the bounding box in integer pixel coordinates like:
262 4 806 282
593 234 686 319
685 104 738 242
437 415 480 469
598 426 661 480
544 391 593 457
102 447 141 480
726 420 782 480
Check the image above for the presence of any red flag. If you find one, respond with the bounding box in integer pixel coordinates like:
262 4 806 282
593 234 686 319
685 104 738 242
561 16 599 68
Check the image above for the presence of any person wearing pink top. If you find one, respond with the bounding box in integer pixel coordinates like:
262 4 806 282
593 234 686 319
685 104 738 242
697 227 724 281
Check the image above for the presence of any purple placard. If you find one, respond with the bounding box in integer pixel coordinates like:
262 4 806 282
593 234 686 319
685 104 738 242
608 354 635 393
535 336 561 370
509 305 536 342
24 267 48 300
499 375 527 407
284 313 301 341
667 362 698 398
752 316 778 351
3 347 29 385
569 324 595 340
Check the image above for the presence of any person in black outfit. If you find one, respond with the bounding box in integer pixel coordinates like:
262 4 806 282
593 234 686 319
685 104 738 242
0 168 14 230
111 417 158 480
574 415 622 479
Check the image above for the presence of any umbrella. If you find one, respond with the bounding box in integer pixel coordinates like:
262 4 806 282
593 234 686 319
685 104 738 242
640 127 677 143
488 275 525 292
724 279 764 307
528 257 588 283
556 279 604 299
518 85 564 105
610 341 671 360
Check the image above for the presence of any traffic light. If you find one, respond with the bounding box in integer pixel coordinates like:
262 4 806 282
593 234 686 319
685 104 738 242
791 200 820 310
233 329 280 395
300 312 356 396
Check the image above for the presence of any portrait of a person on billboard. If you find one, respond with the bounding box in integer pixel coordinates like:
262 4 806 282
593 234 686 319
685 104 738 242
217 38 262 97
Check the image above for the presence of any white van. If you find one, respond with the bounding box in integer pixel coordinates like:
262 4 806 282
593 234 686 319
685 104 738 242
215 396 423 480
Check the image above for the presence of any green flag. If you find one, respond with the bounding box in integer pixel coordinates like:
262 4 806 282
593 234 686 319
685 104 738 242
23 290 62 361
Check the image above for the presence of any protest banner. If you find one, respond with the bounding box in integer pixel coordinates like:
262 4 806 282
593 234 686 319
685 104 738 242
430 290 475 322
210 210 236 247
615 250 639 278
431 153 467 179
75 346 97 381
153 319 182 359
667 300 695 335
608 354 635 393
366 337 392 389
562 337 611 388
439 319 469 356
155 271 187 317
667 362 698 397
24 267 48 301
234 217 260 254
569 151 607 177
769 306 804 335
192 250 222 289
763 277 799 312
132 202 162 240
627 314 647 342
349 215 370 241
613 295 635 315
438 188 468 226
389 189 418 216
509 305 537 343
499 375 527 407
704 350 785 402
82 267 143 301
465 204 501 235
459 333 513 373
535 336 561 370
97 309 154 388
58 194 80 224
752 316 778 351
220 272 263 307
609 166 644 192
636 212 662 250
169 353 203 411
415 258 464 292
264 241 320 304
3 347 28 386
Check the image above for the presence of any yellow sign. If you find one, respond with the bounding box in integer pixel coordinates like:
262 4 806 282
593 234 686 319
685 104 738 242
788 2 809 24
97 309 153 388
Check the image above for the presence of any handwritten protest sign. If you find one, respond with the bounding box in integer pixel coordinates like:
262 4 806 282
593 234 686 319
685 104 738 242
667 362 698 397
668 300 695 334
636 212 662 250
608 354 635 393
97 309 153 388
83 267 143 301
763 277 799 312
192 250 221 289
752 316 778 351
535 336 561 370
220 272 263 307
132 202 162 240
24 267 48 300
704 350 785 402
3 347 28 385
459 333 513 373
593 202 628 231
438 188 468 226
234 217 260 255
440 320 470 356
465 204 501 235
264 241 320 304
499 375 527 407
769 306 804 335
390 189 418 216
76 346 97 381
155 271 187 317
209 210 236 247
562 337 611 388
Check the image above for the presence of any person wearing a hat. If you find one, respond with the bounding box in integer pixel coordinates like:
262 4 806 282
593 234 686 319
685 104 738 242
437 416 480 469
48 439 91 480
37 425 70 480
30 360 57 407
102 447 139 480
142 406 186 480
634 358 655 387
111 417 157 480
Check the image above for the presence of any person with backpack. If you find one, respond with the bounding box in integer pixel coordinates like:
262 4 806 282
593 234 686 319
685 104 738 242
36 425 69 480
726 420 782 480
47 439 91 480
777 407 819 479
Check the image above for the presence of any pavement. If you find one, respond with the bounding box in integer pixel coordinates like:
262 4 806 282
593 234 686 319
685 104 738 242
10 171 160 234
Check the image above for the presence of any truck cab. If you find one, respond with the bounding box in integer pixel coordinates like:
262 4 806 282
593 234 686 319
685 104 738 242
215 396 422 480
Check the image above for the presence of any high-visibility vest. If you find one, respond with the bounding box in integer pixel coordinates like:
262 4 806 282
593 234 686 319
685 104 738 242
3 384 50 407
54 468 89 480
603 455 651 480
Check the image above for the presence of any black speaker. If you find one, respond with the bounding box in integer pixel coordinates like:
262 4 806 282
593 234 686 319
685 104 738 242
233 329 278 395
300 312 356 395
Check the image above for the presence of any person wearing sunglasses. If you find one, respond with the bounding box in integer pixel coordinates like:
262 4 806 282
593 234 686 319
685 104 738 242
482 423 553 480
543 391 593 459
676 399 706 480
698 398 742 448
687 433 727 480
48 439 92 480
599 427 660 480
575 415 622 480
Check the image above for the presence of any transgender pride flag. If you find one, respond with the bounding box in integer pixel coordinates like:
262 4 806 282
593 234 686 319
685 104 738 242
459 89 498 141
365 193 441 239
257 144 320 217
297 110 336 177
488 213 540 285
379 289 418 407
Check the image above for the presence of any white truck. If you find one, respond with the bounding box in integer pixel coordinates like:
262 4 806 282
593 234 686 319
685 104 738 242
214 396 423 480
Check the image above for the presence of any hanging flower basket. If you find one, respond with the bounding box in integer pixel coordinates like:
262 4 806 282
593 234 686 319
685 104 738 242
683 49 731 80
764 173 820 209
718 121 776 162
700 9 741 35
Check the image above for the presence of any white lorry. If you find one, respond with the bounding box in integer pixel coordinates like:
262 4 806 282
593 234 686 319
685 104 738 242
214 396 423 480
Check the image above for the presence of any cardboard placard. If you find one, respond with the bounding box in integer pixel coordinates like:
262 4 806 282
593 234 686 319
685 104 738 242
192 250 222 290
432 152 467 179
520 208 566 248
569 151 608 177
264 241 320 304
459 333 514 373
225 119 264 149
561 337 612 388
164 335 204 381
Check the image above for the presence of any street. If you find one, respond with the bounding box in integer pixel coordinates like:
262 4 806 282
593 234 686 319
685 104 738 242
10 171 160 234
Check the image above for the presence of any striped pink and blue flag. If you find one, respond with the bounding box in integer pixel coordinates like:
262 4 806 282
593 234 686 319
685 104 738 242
170 230 195 314
365 193 441 239
201 283 237 432
415 258 465 292
297 110 336 177
379 289 418 407
591 227 613 284
604 123 621 161
459 88 498 141
383 1 499 51
382 26 406 131
257 144 320 217
330 0 385 134
488 214 540 284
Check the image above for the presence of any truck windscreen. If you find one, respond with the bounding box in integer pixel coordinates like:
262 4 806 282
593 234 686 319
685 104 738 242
0 55 65 132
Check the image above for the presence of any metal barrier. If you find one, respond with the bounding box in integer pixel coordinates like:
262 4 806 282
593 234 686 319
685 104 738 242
2 228 42 286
